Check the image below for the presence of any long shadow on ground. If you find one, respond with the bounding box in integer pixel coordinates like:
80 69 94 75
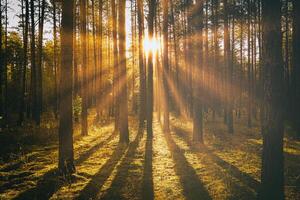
13 131 117 200
141 135 154 200
172 125 260 199
163 128 212 200
78 132 144 200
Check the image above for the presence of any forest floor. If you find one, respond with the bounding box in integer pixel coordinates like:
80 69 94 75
0 111 299 200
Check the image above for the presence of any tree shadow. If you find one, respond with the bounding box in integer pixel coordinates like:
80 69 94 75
163 129 212 200
172 126 260 194
141 135 154 200
77 134 143 199
99 132 144 200
13 131 117 200
76 143 127 199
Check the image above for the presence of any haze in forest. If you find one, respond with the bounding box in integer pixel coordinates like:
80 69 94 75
0 0 299 199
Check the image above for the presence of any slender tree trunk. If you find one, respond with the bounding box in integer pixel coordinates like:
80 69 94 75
59 0 75 175
118 0 129 143
212 0 219 120
147 0 156 137
111 0 119 132
36 0 46 125
18 0 29 125
193 0 204 142
170 1 179 100
224 0 234 133
53 0 59 119
3 0 8 125
80 0 88 136
291 0 300 135
259 0 284 199
247 0 252 127
162 0 170 132
30 0 37 123
91 0 97 107
97 0 103 118
74 1 79 98
137 0 146 131
0 0 3 121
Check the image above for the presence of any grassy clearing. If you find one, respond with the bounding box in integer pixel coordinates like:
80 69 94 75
0 113 299 199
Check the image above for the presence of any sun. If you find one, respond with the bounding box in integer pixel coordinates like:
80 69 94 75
143 35 162 56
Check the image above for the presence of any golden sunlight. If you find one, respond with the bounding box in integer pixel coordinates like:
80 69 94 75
143 35 162 56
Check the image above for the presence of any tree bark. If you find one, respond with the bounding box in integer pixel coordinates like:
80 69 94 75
36 0 46 125
147 0 156 137
80 0 88 136
30 0 37 124
259 0 284 199
118 0 129 144
193 0 204 142
291 0 300 136
137 0 146 131
111 0 119 132
224 0 234 133
18 0 29 125
59 0 75 175
162 0 170 132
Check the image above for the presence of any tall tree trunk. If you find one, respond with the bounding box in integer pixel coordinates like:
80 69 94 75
36 0 46 125
92 0 97 107
30 0 37 123
111 0 119 132
53 0 59 119
247 0 252 127
0 0 3 121
259 0 284 199
187 0 193 117
212 0 219 120
224 0 234 133
97 0 103 118
291 0 300 136
137 0 146 131
74 1 79 98
80 0 88 136
193 0 204 142
118 0 129 143
162 0 170 132
3 0 8 125
18 0 29 125
59 0 75 175
147 0 156 137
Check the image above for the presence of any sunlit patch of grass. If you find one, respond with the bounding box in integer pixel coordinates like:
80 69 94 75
0 111 117 198
1 112 300 199
152 119 185 200
171 115 300 200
